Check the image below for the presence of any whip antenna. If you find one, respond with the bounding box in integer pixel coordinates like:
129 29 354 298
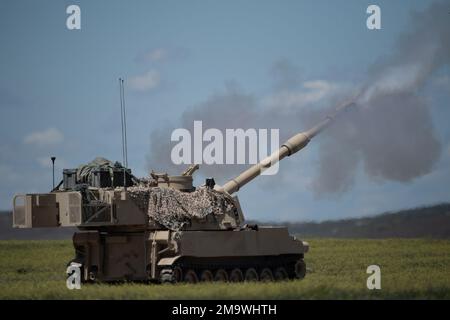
122 78 128 169
119 78 128 189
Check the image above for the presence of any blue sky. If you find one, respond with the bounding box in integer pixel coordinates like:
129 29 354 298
0 0 449 221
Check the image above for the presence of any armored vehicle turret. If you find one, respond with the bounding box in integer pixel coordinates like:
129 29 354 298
12 101 354 283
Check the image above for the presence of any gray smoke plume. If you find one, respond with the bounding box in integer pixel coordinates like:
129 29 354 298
147 84 285 181
147 1 448 193
312 1 448 194
146 81 332 182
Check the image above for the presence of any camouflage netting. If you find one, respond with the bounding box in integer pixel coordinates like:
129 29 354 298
77 157 121 183
76 157 138 184
127 186 237 230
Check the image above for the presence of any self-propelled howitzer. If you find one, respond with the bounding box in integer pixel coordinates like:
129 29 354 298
12 101 354 283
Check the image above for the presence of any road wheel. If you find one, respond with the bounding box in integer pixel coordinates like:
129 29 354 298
244 268 259 282
172 267 183 283
160 267 183 283
294 260 306 279
88 271 97 282
200 270 214 282
184 269 198 283
229 268 244 282
214 269 228 282
160 269 174 283
260 268 274 282
274 267 288 281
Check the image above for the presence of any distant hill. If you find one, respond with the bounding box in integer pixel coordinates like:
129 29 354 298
283 203 450 238
1 203 450 240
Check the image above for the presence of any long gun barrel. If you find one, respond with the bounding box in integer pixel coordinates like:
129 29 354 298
217 101 356 194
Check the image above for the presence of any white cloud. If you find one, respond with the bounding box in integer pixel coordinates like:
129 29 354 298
129 70 160 92
303 80 334 91
144 48 167 62
136 47 189 64
262 80 338 110
263 80 339 109
24 128 64 146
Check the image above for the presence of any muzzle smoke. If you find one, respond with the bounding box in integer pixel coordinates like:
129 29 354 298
147 1 448 194
313 1 448 194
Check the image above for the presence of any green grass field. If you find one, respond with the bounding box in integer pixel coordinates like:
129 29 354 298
0 239 449 299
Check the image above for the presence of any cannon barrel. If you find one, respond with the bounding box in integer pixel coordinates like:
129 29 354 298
217 101 356 194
